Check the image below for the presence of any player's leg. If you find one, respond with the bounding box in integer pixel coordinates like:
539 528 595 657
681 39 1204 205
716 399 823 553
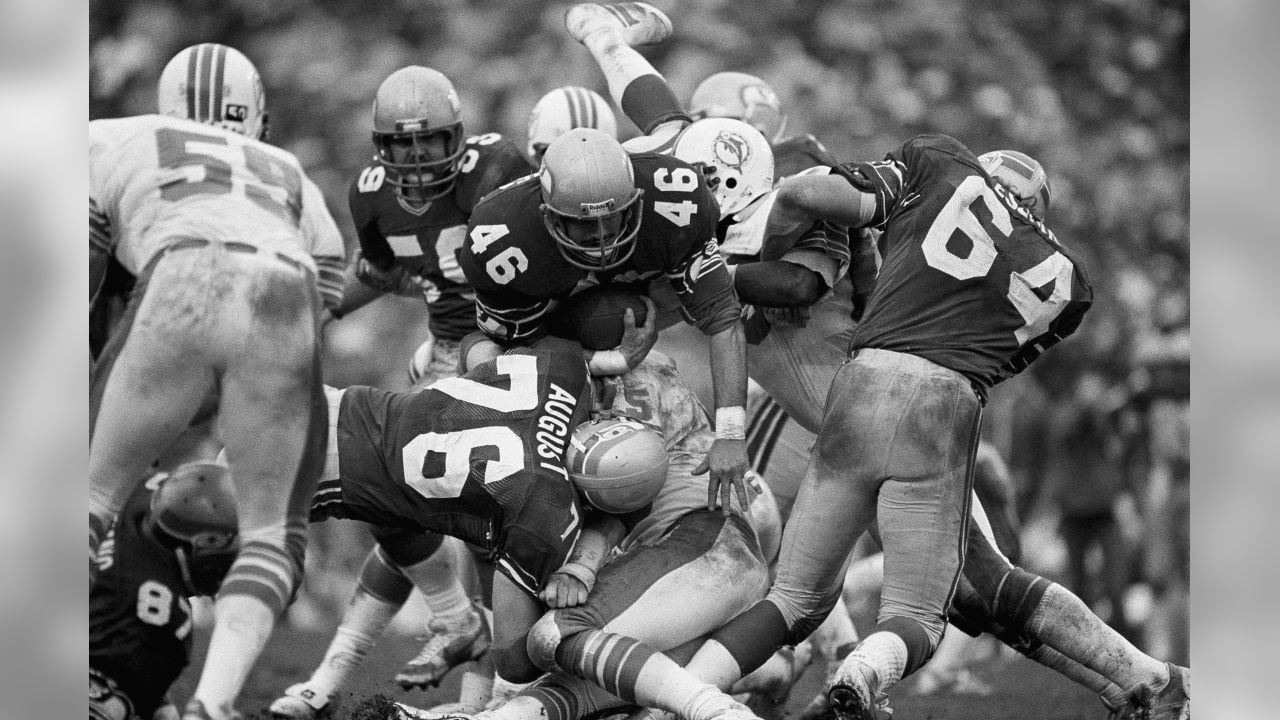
827 358 983 719
522 509 770 720
563 3 687 137
379 529 489 689
89 256 219 560
957 485 1182 715
186 258 322 720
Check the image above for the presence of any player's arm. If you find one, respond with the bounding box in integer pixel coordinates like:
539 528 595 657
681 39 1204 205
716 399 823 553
660 236 752 513
299 176 347 313
90 197 113 309
539 511 627 608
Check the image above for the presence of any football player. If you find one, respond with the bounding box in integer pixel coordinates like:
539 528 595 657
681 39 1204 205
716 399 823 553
388 348 780 720
274 67 535 717
683 137 1189 720
687 71 838 180
92 463 238 720
273 337 597 718
458 126 753 516
89 42 346 720
526 86 618 165
561 6 865 706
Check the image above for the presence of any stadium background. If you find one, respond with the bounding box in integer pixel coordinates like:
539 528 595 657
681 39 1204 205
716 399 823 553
90 1 1189 717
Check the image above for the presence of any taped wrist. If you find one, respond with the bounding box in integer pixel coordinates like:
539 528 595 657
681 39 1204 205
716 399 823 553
715 406 747 440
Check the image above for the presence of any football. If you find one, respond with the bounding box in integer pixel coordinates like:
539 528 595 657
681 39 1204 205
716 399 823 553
546 285 648 351
565 417 668 513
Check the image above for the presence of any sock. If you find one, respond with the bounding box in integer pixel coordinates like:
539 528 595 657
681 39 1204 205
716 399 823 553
1023 644 1126 707
1028 583 1168 694
810 596 860 665
307 547 413 696
556 630 738 720
683 639 746 691
191 594 276 720
837 632 909 697
456 654 495 712
400 548 476 630
307 588 403 696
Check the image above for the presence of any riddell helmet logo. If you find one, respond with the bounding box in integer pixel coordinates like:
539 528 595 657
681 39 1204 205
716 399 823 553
580 198 616 217
713 131 751 171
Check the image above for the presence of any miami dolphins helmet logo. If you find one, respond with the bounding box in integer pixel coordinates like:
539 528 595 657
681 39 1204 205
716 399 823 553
712 131 752 171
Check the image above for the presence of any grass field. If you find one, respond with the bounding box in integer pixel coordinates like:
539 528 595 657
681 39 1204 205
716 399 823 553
170 619 1105 720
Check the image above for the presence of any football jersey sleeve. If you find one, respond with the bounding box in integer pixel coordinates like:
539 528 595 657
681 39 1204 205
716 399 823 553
665 235 742 335
347 173 397 269
454 135 536 213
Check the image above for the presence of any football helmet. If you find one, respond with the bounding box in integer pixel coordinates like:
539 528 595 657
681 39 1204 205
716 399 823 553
372 66 467 205
158 43 268 140
149 461 238 595
539 128 644 271
978 149 1052 212
672 118 774 220
527 86 618 163
689 71 786 143
566 416 668 513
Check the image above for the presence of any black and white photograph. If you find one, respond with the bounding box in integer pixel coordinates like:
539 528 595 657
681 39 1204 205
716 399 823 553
78 1 1205 718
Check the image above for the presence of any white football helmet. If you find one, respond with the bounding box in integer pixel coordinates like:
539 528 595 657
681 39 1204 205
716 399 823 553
540 128 644 271
672 118 774 220
978 149 1052 212
527 86 618 163
565 416 668 514
158 43 268 140
689 71 786 143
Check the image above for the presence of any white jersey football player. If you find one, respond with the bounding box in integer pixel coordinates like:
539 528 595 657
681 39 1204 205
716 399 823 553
89 43 346 720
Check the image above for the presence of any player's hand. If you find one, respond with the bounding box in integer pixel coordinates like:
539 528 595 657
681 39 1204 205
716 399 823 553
762 305 811 328
540 572 590 608
618 295 659 370
696 438 752 515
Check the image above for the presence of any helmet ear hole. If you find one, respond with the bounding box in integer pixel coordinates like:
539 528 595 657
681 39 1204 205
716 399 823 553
725 177 738 189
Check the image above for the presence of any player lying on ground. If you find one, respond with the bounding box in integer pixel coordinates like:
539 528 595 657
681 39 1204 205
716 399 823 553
384 343 780 720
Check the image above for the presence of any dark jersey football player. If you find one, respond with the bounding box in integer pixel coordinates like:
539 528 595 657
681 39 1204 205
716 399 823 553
327 65 534 382
458 127 753 517
688 134 1185 720
274 67 536 719
91 463 238 720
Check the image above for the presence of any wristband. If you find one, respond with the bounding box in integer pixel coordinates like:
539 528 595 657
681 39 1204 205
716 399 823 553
553 561 597 591
588 349 630 376
715 406 747 440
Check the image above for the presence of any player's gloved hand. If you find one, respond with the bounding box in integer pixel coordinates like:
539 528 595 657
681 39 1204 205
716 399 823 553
354 249 420 297
617 295 658 370
540 563 594 608
762 305 811 328
697 438 753 516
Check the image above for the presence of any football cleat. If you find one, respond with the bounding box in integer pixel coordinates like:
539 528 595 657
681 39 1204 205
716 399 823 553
827 659 894 720
395 602 492 690
268 682 332 720
564 3 673 47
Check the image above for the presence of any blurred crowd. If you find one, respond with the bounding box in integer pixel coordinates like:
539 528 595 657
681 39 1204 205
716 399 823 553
90 0 1189 664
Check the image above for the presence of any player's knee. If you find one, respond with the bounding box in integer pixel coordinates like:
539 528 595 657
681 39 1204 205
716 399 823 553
874 616 938 675
370 526 445 568
527 611 570 673
766 581 839 645
493 634 544 684
356 546 413 604
991 567 1052 631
